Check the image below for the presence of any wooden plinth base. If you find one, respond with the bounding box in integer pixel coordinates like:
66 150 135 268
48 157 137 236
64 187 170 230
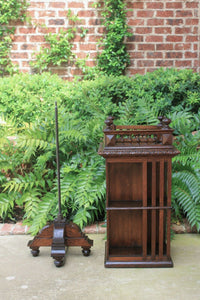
104 244 173 268
28 219 93 267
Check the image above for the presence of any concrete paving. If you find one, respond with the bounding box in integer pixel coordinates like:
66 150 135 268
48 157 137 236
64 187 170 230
0 234 200 300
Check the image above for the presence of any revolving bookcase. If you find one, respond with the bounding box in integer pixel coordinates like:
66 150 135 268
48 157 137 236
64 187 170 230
98 116 180 268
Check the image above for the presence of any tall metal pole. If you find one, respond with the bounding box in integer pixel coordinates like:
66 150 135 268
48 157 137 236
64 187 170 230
55 102 62 218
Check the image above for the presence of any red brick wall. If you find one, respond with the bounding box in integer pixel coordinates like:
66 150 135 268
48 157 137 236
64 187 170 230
10 0 200 79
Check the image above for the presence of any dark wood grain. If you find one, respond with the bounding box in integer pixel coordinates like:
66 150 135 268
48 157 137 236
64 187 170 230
99 116 179 268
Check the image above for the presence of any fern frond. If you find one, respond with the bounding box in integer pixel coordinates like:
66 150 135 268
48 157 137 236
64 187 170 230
0 193 15 220
22 189 41 220
172 167 200 231
3 172 46 193
28 192 56 235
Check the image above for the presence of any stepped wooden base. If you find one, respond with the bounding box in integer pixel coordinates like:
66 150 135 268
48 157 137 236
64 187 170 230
104 243 173 268
28 219 93 267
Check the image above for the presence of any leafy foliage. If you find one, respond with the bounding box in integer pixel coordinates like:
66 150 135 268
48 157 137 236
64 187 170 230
171 121 200 231
31 10 89 75
0 0 29 76
0 69 200 233
97 0 132 76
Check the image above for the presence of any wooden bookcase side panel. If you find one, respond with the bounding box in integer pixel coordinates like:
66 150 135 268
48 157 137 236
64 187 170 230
107 162 143 203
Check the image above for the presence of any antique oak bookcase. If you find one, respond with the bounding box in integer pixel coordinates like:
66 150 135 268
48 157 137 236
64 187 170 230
98 116 179 268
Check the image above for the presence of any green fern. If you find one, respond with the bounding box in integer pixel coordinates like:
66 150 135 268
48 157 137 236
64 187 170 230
172 166 200 231
0 193 15 220
27 192 57 235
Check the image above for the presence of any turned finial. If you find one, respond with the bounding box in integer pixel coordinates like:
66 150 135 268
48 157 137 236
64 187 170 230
157 116 171 129
162 117 171 129
105 116 114 130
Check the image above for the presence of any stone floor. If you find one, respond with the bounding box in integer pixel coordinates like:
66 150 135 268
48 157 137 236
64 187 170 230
0 233 200 300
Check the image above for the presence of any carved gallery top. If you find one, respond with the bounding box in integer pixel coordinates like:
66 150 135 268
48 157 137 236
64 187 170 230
98 116 180 158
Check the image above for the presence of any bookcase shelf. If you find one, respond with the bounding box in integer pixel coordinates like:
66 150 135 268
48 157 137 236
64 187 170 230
99 116 179 268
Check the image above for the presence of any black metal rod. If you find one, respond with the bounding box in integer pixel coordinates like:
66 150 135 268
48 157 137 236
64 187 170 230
55 102 62 218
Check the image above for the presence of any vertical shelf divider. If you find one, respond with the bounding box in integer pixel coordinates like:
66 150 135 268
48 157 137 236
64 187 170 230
151 161 156 260
167 160 172 258
142 161 147 259
159 160 164 260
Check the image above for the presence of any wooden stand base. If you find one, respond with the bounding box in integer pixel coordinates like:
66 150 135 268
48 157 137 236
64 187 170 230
28 218 93 267
104 243 173 268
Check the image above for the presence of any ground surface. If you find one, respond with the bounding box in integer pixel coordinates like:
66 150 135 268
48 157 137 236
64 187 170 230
0 234 200 300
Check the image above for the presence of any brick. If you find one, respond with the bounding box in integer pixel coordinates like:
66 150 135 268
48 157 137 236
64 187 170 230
175 27 191 35
186 2 199 8
145 36 163 43
156 60 174 67
165 52 183 59
128 19 145 26
97 27 105 34
13 35 27 43
49 2 66 9
86 61 96 67
175 60 192 67
76 52 88 59
38 27 57 34
11 53 29 59
130 52 145 59
185 52 198 59
127 35 144 42
11 44 18 51
156 43 174 51
147 52 163 59
185 19 199 26
97 222 106 234
79 44 97 51
174 43 191 51
147 19 164 26
89 19 102 26
30 2 45 8
126 43 136 51
186 36 199 42
38 10 56 18
88 35 100 43
175 10 193 18
138 44 155 51
12 222 27 234
192 27 198 35
127 1 144 9
156 10 174 18
22 61 31 67
137 10 154 18
20 44 37 51
19 28 37 34
78 10 95 18
166 19 183 26
166 2 183 9
68 2 84 8
48 19 65 26
146 2 164 9
29 35 45 43
31 18 46 25
137 60 154 67
146 68 157 73
166 35 183 43
84 224 97 234
155 27 172 35
135 27 152 34
0 224 14 235
193 44 198 51
128 68 145 75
